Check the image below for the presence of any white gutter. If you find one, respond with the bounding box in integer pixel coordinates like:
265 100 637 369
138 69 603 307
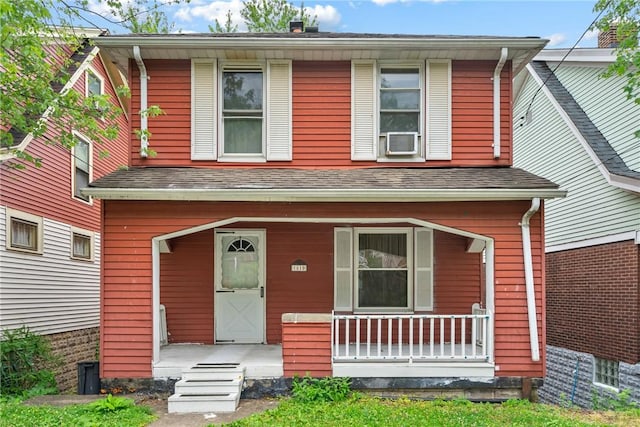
82 187 567 202
133 46 148 158
520 197 541 362
493 47 508 159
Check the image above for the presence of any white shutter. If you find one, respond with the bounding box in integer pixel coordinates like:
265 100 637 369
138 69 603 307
351 60 377 161
426 60 451 160
267 60 292 161
334 227 353 311
414 228 433 311
191 59 217 160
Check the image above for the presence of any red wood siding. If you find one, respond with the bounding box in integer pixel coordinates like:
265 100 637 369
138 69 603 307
1 54 129 231
129 59 513 167
160 230 214 344
282 320 332 378
101 200 544 379
451 61 512 165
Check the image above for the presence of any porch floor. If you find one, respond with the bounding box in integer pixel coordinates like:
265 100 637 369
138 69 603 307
154 344 284 379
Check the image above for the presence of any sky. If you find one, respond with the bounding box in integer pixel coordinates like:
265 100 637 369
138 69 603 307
90 0 604 49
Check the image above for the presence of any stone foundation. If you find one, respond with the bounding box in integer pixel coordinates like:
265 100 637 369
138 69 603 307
540 345 640 408
46 327 100 393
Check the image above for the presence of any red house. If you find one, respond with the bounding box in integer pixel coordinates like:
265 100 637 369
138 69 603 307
89 30 564 409
0 31 129 392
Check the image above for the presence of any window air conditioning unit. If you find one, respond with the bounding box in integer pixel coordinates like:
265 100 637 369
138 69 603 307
386 132 418 156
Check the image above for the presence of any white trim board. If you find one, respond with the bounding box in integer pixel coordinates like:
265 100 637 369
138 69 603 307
546 231 639 253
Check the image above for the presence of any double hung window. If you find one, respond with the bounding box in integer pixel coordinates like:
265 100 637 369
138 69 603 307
222 68 264 156
73 136 91 202
379 67 421 134
86 69 103 96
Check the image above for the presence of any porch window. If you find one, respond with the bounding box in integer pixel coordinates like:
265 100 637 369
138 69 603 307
5 208 43 254
594 357 619 390
357 231 410 309
334 227 433 312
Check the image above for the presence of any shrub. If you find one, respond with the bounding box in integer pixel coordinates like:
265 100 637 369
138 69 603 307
0 326 61 397
291 374 351 403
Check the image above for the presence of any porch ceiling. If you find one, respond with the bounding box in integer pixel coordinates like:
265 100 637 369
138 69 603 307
84 167 565 202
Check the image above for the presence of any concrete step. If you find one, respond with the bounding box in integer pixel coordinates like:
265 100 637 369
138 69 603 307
181 363 244 381
168 392 240 413
174 378 243 395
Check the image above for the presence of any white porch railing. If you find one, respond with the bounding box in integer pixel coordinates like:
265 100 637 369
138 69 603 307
332 311 492 363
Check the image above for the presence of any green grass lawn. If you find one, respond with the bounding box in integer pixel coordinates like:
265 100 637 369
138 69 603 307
1 395 639 426
0 395 156 427
225 396 640 427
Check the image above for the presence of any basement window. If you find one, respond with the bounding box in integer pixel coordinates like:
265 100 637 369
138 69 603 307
593 357 619 390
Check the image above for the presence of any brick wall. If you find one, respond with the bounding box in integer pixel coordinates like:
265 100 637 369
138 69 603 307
47 327 100 392
546 240 640 363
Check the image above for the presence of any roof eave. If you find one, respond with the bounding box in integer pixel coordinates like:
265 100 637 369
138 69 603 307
83 187 567 202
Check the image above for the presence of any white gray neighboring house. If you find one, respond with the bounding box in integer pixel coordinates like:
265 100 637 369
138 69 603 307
513 36 640 408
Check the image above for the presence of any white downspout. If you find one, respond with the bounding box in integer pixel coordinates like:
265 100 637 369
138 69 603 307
521 198 541 362
133 46 149 158
493 47 508 159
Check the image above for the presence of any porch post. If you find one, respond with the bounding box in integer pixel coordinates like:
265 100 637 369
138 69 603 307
485 239 495 363
152 238 160 367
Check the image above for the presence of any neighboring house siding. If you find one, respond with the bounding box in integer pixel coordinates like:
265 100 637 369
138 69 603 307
129 60 512 168
513 73 640 247
546 241 639 364
0 206 101 334
101 200 544 379
553 66 640 171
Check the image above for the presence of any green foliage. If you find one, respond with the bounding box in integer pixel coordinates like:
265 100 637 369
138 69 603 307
0 326 62 397
594 1 640 109
209 9 239 33
592 387 639 411
228 395 640 426
88 394 136 413
241 0 317 33
0 0 185 169
0 397 155 427
291 375 351 403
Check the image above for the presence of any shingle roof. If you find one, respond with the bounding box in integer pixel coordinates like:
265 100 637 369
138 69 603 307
89 166 557 190
531 61 640 181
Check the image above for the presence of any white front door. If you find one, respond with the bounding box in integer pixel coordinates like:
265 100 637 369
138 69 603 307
214 230 265 343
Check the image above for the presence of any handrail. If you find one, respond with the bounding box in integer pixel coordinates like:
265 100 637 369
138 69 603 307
332 312 491 362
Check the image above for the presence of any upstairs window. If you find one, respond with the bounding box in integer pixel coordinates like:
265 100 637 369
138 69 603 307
222 68 264 157
86 68 103 96
191 60 291 162
351 60 451 162
379 67 421 133
72 135 91 202
6 208 43 254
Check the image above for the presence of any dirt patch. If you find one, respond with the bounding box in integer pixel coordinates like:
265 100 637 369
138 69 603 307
137 395 279 426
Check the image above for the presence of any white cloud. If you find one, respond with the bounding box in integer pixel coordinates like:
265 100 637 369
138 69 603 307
308 5 342 31
545 33 567 48
175 0 246 31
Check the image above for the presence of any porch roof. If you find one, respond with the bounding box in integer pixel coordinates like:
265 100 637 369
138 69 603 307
84 167 565 202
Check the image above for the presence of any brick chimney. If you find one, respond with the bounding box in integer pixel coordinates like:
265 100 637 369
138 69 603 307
598 24 619 48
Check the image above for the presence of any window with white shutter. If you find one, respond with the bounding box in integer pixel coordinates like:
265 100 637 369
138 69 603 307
351 60 451 162
334 227 433 312
191 59 291 162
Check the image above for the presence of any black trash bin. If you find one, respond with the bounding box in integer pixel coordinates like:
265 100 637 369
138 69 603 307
78 361 100 394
